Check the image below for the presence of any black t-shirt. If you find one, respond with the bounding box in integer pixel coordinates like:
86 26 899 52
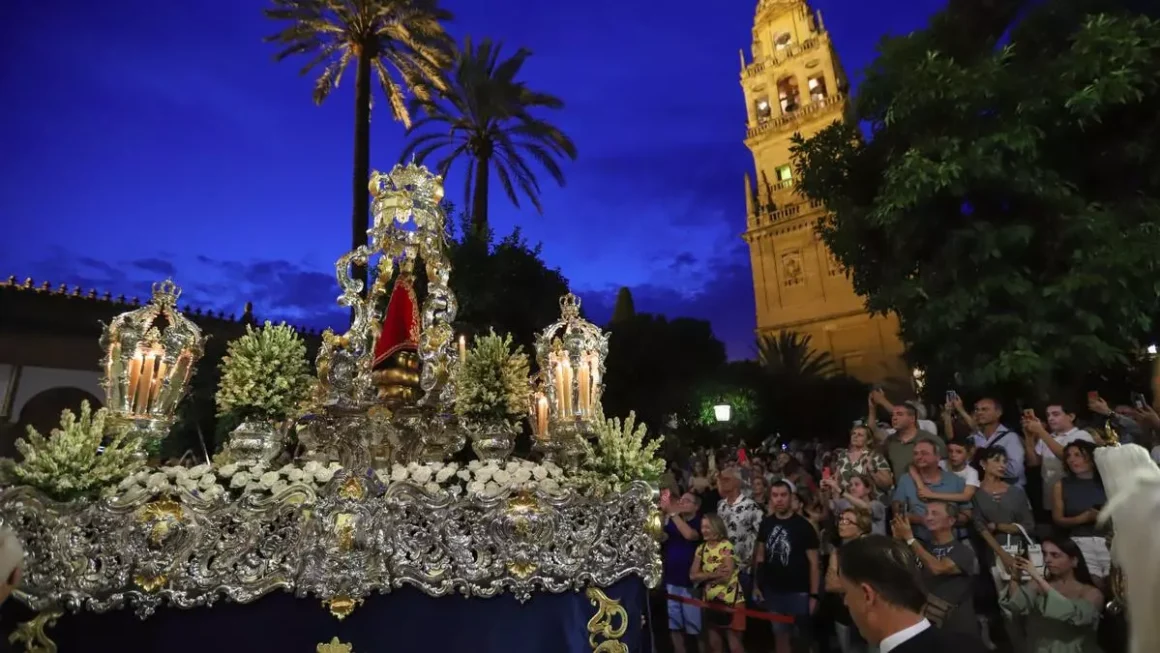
756 513 819 592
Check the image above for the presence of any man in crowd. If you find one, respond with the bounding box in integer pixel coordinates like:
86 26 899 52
715 466 763 596
1022 403 1093 517
892 503 978 636
661 492 703 653
965 397 1025 486
837 535 986 652
872 397 946 480
891 441 969 543
754 480 820 653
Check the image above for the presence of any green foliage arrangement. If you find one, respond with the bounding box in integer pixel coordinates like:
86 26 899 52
791 1 1160 394
454 330 531 425
573 412 665 495
216 322 313 422
1 401 144 501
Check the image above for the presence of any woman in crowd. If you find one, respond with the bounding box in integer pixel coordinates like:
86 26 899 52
689 514 745 653
825 507 873 653
751 474 770 514
1000 537 1103 652
830 424 892 494
822 472 886 535
1050 441 1111 581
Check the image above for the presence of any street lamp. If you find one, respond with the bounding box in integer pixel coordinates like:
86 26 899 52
1148 344 1157 356
713 404 732 423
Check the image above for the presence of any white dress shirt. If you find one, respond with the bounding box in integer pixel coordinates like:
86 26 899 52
879 618 931 653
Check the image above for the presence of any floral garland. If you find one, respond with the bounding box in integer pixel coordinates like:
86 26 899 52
376 459 568 497
453 330 530 425
113 460 343 501
216 321 314 422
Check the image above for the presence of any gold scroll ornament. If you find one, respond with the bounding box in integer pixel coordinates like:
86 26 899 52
585 587 629 653
317 637 353 653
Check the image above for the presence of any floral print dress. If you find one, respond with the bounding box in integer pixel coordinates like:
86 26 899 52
833 448 891 496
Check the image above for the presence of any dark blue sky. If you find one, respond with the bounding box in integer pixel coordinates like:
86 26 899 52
1 0 944 358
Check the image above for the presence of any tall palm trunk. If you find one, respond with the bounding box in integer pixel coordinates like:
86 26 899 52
470 153 490 238
350 48 373 307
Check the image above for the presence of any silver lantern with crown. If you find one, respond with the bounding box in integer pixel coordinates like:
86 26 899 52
532 294 609 467
100 279 206 450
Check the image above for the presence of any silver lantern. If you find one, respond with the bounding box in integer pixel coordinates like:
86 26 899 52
99 280 206 447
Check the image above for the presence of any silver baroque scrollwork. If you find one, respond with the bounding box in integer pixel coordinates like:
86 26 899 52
0 480 660 617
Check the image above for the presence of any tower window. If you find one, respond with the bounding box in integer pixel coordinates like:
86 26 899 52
776 165 792 182
774 32 793 51
754 96 772 122
777 76 801 114
808 75 829 102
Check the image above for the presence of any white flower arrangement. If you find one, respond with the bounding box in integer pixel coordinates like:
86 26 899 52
374 459 568 498
112 459 344 501
453 330 530 426
216 321 313 422
2 401 143 501
572 411 665 496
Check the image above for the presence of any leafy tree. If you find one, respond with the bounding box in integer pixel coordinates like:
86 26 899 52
792 0 1160 398
265 0 454 291
757 331 839 380
400 37 577 236
610 287 637 324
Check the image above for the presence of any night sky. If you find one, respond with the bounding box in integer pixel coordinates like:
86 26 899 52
1 0 945 358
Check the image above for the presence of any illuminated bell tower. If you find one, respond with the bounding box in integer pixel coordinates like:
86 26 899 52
740 0 905 383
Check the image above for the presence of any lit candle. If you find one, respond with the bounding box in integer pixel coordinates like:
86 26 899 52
578 361 590 417
134 353 156 414
458 335 467 362
149 360 168 412
126 356 142 412
536 393 550 439
553 356 567 415
561 357 573 417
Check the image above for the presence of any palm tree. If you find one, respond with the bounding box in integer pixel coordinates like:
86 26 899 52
399 37 577 237
757 331 840 380
265 0 454 291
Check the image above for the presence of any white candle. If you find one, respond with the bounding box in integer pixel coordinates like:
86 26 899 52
535 394 550 439
134 353 155 414
126 356 142 412
149 360 168 412
553 357 567 415
578 363 590 417
561 357 573 417
458 335 467 362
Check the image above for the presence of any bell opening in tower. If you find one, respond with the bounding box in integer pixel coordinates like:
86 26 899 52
754 96 772 122
808 74 828 103
774 31 793 51
777 76 800 114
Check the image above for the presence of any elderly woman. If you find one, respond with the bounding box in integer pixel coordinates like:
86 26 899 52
831 424 893 494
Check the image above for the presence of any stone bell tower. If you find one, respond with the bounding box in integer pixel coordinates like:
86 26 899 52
739 0 906 383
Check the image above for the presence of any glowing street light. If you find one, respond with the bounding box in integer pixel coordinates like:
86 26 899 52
713 404 732 423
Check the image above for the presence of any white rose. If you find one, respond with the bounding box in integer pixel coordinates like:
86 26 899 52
520 459 536 469
492 469 512 485
146 473 169 491
390 466 409 482
303 461 321 474
164 466 181 479
484 481 502 497
505 462 520 473
230 471 252 489
271 481 289 495
424 481 441 494
540 478 561 494
512 468 532 484
286 468 305 482
473 468 494 483
250 463 268 476
532 466 549 481
466 480 486 495
435 467 457 483
259 471 281 489
546 463 564 479
448 485 462 497
278 463 296 474
443 462 459 474
410 467 433 484
374 470 390 485
188 464 211 479
218 464 239 479
135 469 150 481
118 475 136 490
245 481 262 493
198 474 217 490
429 462 445 472
328 462 342 471
467 460 482 471
177 478 198 493
314 468 335 484
456 470 472 482
406 462 420 471
206 485 225 499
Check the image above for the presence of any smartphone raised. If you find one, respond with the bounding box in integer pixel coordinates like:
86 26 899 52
822 467 832 481
1131 392 1146 409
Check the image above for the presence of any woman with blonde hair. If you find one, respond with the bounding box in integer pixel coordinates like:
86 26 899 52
690 513 745 653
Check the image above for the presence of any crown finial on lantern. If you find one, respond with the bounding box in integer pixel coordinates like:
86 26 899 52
559 293 581 318
151 279 181 305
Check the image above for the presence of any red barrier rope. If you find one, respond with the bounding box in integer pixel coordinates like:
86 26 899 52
663 592 795 624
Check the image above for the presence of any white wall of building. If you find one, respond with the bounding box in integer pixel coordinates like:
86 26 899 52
8 366 103 420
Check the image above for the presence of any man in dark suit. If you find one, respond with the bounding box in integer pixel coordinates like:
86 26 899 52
835 535 987 653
